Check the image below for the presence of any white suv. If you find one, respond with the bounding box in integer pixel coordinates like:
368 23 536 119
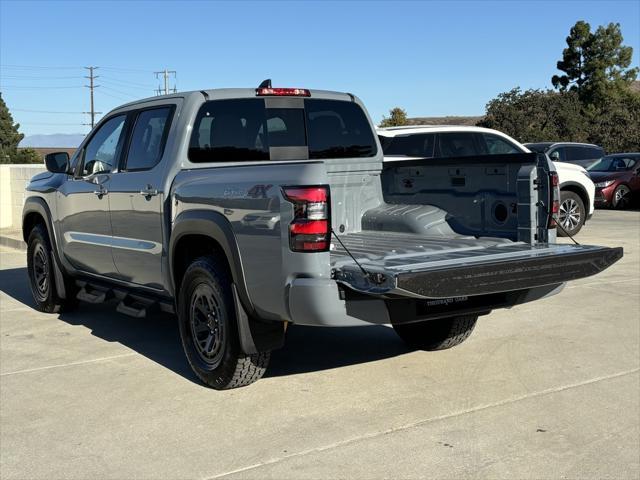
377 125 595 237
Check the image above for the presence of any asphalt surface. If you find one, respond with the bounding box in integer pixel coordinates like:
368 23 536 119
1 210 638 479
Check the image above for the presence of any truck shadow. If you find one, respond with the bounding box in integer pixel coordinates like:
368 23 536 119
0 267 410 385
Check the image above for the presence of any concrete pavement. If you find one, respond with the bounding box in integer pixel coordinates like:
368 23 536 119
0 210 638 479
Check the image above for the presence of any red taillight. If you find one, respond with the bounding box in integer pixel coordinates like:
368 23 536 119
548 172 560 228
256 87 311 97
283 185 330 252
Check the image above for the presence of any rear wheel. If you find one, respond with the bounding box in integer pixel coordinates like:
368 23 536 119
558 191 585 237
612 184 632 209
27 224 77 313
177 255 270 389
392 315 478 351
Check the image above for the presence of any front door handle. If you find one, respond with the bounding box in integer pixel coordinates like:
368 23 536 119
93 187 108 197
139 185 159 197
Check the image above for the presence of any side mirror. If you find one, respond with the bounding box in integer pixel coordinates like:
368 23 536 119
549 151 560 161
44 152 70 173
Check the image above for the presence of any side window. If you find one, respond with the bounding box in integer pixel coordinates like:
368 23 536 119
124 107 172 171
480 134 520 155
567 146 593 161
189 99 268 162
436 132 479 158
589 147 604 159
381 133 435 157
548 147 566 162
80 115 126 176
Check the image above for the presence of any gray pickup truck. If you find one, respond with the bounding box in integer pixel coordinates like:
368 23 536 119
23 82 622 389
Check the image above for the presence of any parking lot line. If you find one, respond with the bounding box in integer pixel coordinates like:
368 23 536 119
206 367 639 480
0 352 138 377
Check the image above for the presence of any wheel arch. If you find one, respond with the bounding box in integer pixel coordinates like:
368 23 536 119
560 182 589 215
22 196 69 299
169 210 254 316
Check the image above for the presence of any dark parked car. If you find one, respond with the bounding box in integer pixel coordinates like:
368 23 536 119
524 142 605 169
587 153 640 209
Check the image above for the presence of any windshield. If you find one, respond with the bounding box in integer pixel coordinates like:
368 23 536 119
587 156 638 172
189 98 377 162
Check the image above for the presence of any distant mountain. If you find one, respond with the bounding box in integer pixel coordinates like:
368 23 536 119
406 116 483 126
19 133 86 148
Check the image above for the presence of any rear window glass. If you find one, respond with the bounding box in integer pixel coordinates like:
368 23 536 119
188 98 376 162
379 133 435 157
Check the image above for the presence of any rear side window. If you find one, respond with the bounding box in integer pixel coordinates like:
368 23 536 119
124 107 173 171
480 133 520 154
379 133 435 157
188 98 376 162
436 132 480 158
189 99 268 162
588 147 604 159
548 147 566 162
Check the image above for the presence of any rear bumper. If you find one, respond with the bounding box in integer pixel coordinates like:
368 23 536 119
287 278 565 327
396 246 622 298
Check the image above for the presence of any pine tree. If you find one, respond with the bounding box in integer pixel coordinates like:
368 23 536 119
0 94 40 164
379 107 408 127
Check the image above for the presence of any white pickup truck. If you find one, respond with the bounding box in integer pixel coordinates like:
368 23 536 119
378 125 595 236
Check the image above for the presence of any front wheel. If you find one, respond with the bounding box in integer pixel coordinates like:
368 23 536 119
27 224 77 313
612 184 632 209
392 315 478 351
557 191 585 237
177 255 270 389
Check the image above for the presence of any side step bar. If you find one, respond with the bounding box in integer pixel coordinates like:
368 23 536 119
75 280 174 317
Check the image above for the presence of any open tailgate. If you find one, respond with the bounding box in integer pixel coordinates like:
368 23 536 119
330 232 622 299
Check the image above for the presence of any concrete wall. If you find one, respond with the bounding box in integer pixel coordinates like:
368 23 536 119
0 164 47 230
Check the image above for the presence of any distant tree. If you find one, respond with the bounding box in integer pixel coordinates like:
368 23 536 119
0 95 40 164
477 88 587 144
552 21 639 103
586 91 640 152
379 107 408 127
478 86 640 152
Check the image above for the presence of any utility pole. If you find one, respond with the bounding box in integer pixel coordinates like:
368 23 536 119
84 66 101 128
154 69 177 95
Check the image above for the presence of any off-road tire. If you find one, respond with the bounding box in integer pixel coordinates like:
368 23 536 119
557 191 585 237
27 224 77 313
177 255 269 389
392 315 478 351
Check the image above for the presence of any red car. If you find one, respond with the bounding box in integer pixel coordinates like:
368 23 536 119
588 153 640 209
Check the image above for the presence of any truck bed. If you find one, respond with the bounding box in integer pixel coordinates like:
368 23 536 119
330 231 622 299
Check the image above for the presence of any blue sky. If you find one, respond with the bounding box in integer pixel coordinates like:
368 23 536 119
1 0 639 136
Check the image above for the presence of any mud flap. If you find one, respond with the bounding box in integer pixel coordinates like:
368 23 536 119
232 284 285 354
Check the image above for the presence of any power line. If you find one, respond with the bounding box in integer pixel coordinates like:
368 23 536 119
99 89 130 101
12 109 86 114
0 75 83 80
100 76 155 88
101 85 138 98
100 78 152 92
0 64 81 70
101 66 154 73
0 85 84 89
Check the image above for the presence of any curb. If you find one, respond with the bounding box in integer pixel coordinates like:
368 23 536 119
0 234 26 251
